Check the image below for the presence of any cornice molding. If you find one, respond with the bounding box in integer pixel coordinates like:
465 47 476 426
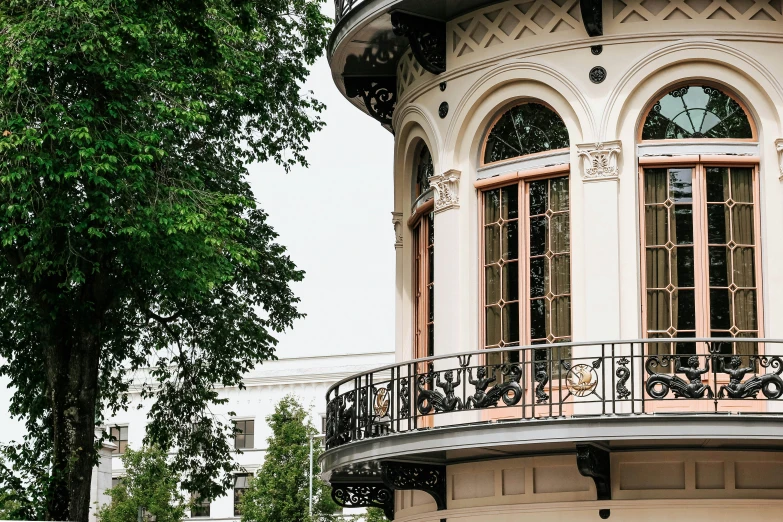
430 169 461 213
577 141 622 182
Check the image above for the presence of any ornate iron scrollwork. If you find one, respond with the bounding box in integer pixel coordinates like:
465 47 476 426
417 364 463 414
344 76 397 126
391 12 446 75
381 462 447 511
576 444 611 501
616 357 631 399
535 362 550 403
331 484 394 520
646 356 714 399
466 364 522 409
399 378 410 418
718 355 783 399
579 0 603 36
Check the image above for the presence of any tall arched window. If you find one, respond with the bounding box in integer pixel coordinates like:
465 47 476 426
480 103 572 372
639 84 760 368
411 142 434 360
483 102 569 164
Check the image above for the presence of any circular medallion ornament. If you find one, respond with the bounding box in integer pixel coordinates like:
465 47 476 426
374 388 390 417
440 82 447 92
589 66 607 84
439 101 449 119
566 364 599 397
591 45 603 55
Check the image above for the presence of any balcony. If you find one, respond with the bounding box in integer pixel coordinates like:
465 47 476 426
323 339 783 470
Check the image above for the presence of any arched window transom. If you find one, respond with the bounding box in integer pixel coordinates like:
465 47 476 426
642 85 753 140
414 144 434 199
483 103 569 165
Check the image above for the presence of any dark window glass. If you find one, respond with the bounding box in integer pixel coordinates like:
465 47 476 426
414 144 434 199
191 493 211 518
234 473 252 516
484 103 569 164
234 420 255 450
642 85 752 140
110 426 128 455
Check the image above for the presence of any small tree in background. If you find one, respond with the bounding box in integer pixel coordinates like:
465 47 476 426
364 507 388 522
97 446 186 522
240 395 338 522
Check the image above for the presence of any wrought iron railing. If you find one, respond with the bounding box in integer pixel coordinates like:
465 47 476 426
334 0 369 24
325 339 783 449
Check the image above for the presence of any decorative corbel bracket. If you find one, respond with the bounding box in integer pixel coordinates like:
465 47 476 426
576 443 611 501
381 462 447 511
580 0 603 36
331 483 395 520
344 76 397 126
776 138 783 180
430 169 460 213
391 12 446 75
577 141 621 182
391 212 403 249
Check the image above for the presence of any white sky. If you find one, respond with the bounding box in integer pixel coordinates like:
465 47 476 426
0 5 395 442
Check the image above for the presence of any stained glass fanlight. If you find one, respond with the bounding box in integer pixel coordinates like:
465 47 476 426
415 144 434 198
483 103 570 164
642 85 753 140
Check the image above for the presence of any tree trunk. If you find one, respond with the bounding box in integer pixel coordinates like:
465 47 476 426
46 318 102 522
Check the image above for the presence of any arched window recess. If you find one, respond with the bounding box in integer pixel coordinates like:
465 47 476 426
479 102 570 181
639 84 756 161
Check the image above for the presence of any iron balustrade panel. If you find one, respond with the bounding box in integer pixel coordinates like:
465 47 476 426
324 339 783 449
334 0 369 24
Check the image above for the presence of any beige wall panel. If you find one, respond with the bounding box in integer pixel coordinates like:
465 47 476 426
533 465 591 494
453 470 496 500
501 467 526 495
735 461 783 489
619 461 686 490
695 461 725 490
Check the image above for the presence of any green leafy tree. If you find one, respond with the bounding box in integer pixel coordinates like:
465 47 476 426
97 446 186 522
240 395 337 522
0 1 329 520
364 508 388 522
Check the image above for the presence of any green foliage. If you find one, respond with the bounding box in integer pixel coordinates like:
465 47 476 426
0 0 330 519
363 508 388 522
240 395 338 522
97 446 186 522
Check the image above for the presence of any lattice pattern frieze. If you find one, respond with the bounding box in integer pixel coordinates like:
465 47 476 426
397 50 429 99
449 0 584 59
613 0 783 23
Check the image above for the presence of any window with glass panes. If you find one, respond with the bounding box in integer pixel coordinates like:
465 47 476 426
190 493 210 517
234 419 254 449
234 473 251 516
413 212 434 359
642 165 760 361
110 426 128 454
482 176 572 371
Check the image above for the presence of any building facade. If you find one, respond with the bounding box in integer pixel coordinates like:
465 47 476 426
102 351 391 521
322 1 783 520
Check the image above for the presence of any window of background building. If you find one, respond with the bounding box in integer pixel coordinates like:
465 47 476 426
190 492 210 518
110 426 128 454
234 473 252 516
111 476 123 489
234 419 254 449
481 103 572 374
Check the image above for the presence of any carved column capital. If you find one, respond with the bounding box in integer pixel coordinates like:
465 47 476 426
391 212 403 249
429 169 460 213
577 141 622 182
776 139 783 180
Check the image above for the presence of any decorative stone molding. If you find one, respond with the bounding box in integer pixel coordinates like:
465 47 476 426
391 212 403 249
430 169 460 213
776 139 783 180
577 141 622 182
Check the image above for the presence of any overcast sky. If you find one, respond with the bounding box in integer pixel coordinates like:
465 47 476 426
0 5 395 442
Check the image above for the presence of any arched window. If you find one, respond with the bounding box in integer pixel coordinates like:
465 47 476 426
480 103 572 372
483 103 569 164
639 83 760 372
411 142 434 361
641 85 753 140
413 144 434 200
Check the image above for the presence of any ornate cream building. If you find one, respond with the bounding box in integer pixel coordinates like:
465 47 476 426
322 1 783 520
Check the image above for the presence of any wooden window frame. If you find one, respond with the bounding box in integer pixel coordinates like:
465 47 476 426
233 419 255 450
478 166 573 360
638 159 765 354
411 199 435 361
110 425 128 455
